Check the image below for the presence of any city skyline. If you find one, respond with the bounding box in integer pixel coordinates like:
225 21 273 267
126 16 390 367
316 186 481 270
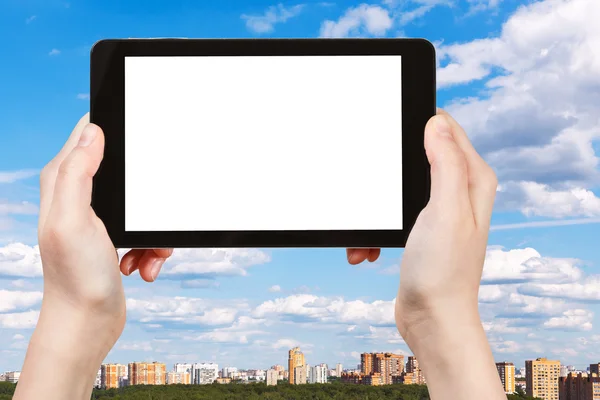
2 0 600 375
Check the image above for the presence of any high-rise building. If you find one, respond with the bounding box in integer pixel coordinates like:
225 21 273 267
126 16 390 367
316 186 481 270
128 362 167 385
294 365 307 385
559 371 600 400
101 364 127 389
336 363 343 378
167 371 191 384
221 367 238 379
309 365 328 384
496 362 515 394
360 353 405 385
405 356 426 385
266 369 278 386
4 372 20 384
288 347 306 385
174 363 193 376
590 363 600 377
526 358 560 400
191 363 219 384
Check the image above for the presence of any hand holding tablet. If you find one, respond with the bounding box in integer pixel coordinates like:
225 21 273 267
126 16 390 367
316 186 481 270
90 38 436 248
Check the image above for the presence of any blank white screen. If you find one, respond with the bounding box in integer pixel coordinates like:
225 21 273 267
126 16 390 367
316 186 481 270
125 55 403 231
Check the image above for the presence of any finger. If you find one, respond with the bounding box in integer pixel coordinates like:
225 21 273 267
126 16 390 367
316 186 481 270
151 248 174 259
39 114 90 231
49 124 105 227
137 250 167 282
367 249 381 262
120 249 146 276
347 248 373 265
436 109 498 229
424 115 471 218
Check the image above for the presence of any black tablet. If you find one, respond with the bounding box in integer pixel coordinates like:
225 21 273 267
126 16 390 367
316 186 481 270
90 38 435 249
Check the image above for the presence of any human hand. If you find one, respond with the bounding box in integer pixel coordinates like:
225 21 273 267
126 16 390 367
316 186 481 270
14 115 173 400
347 110 505 399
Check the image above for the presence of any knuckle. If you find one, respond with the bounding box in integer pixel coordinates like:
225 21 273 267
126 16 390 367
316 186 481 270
40 218 77 249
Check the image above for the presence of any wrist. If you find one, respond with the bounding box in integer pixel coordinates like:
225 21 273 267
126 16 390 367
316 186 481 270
396 300 506 400
14 297 124 400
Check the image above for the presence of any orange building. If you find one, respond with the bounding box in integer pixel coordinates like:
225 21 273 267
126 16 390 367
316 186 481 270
496 362 515 394
101 364 127 389
341 371 363 384
559 372 600 400
526 358 560 400
288 347 306 385
166 371 191 385
360 352 404 385
128 362 167 385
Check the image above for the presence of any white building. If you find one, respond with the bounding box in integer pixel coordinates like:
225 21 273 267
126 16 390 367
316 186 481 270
5 372 20 384
94 369 102 388
192 363 219 384
336 363 343 377
309 365 327 384
175 363 193 375
266 369 278 386
222 367 238 378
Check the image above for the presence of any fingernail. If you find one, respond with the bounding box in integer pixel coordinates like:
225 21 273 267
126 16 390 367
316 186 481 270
434 116 452 138
78 124 98 147
347 250 355 264
151 259 165 281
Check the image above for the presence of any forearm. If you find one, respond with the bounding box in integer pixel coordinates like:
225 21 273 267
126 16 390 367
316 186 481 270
402 305 506 400
13 299 119 400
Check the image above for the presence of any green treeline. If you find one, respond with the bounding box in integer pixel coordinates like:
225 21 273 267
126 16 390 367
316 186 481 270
0 381 541 400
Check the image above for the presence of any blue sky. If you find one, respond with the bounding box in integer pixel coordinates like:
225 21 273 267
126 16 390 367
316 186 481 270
3 0 600 375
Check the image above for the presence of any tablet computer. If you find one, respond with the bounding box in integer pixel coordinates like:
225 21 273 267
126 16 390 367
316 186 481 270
90 38 435 248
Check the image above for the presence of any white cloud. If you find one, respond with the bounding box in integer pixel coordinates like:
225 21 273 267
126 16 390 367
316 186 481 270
161 248 270 278
320 4 393 38
184 316 267 344
543 309 593 331
12 334 25 340
481 247 582 285
437 0 600 215
242 4 304 34
126 297 242 327
269 285 282 293
0 243 43 278
0 290 43 312
26 15 36 24
0 310 40 329
0 170 38 184
497 182 600 218
253 294 395 326
0 201 38 216
77 93 90 100
518 276 600 302
48 49 60 56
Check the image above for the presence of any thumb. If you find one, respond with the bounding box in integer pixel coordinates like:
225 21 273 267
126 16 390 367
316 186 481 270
50 123 105 226
424 115 470 212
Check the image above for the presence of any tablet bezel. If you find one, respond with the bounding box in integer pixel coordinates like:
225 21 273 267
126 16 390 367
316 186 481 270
90 38 434 248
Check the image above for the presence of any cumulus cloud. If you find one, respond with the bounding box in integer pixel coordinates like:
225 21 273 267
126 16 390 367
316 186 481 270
126 297 243 327
481 247 582 285
0 243 42 278
0 310 40 329
0 201 38 216
320 4 393 38
269 285 282 293
161 248 271 279
0 290 43 312
543 309 593 331
518 277 600 302
242 4 304 34
438 0 600 216
497 182 600 218
253 294 395 326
